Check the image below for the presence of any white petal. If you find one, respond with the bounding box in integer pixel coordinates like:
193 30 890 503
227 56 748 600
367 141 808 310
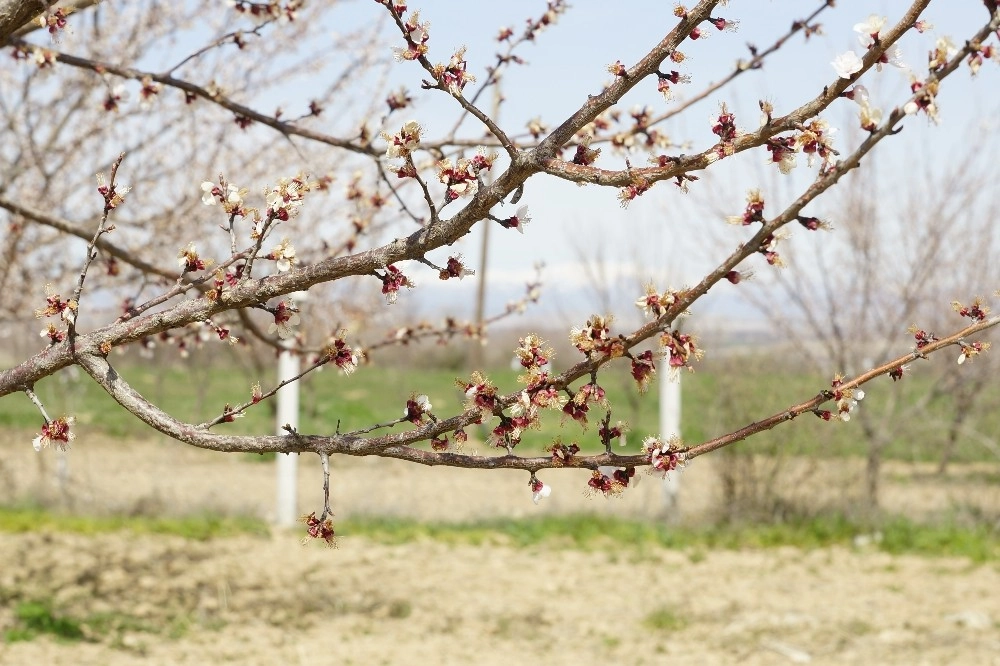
832 51 863 79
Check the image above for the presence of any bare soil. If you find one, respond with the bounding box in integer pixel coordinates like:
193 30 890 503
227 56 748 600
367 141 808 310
0 432 998 665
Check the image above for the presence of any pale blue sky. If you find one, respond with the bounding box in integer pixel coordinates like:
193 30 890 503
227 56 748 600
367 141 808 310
312 1 998 322
64 1 999 324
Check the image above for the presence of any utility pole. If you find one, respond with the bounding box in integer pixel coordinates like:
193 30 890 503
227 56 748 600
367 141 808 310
275 291 306 527
470 82 503 370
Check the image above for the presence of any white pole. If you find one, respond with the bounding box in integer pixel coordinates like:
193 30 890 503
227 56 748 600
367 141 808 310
275 292 305 527
659 369 682 516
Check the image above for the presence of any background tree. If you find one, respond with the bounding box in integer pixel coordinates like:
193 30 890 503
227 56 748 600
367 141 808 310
1 0 999 543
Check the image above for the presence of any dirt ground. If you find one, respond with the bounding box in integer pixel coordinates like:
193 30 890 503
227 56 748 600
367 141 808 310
0 432 999 665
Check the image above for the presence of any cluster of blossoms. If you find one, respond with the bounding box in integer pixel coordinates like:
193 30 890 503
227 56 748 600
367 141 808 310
608 106 676 153
586 466 636 497
138 76 161 107
438 255 475 280
927 36 957 72
133 320 238 359
724 269 751 284
385 87 412 113
643 435 686 477
266 176 310 221
437 148 497 203
904 76 941 123
673 4 738 38
494 0 567 49
36 7 71 35
765 136 797 174
220 403 245 423
301 512 336 547
561 397 588 427
519 379 566 413
660 329 703 371
547 440 580 464
403 394 433 425
635 284 680 319
380 264 414 304
433 47 476 94
617 173 652 208
571 135 601 167
177 243 212 273
205 265 243 302
757 231 787 267
488 414 528 449
383 120 422 160
321 336 359 375
431 428 468 453
816 374 865 422
268 299 300 339
726 189 765 226
967 41 999 76
11 44 57 68
796 215 830 232
599 419 629 448
34 285 77 327
514 334 551 370
386 316 483 347
952 298 989 322
40 322 66 346
629 350 657 392
497 205 531 233
570 315 622 358
391 10 430 61
230 0 303 21
656 68 691 102
526 117 548 139
530 477 552 505
96 172 130 210
951 296 993 365
496 415 535 450
908 324 939 350
958 341 991 365
712 103 739 158
102 85 128 113
843 85 883 132
794 118 837 169
32 416 75 452
266 238 296 272
888 364 909 382
201 180 248 216
831 14 905 79
560 381 607 428
459 371 499 423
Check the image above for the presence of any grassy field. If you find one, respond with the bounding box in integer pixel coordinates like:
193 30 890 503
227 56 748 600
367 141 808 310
0 504 994 562
2 353 997 464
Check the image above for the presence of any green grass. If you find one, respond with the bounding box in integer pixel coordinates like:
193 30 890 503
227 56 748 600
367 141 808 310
0 506 994 561
0 505 270 540
5 600 86 643
644 606 687 632
337 513 1000 562
3 355 1000 463
3 599 157 645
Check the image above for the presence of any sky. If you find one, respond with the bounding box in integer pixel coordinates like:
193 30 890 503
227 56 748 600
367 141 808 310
22 0 996 331
302 0 999 325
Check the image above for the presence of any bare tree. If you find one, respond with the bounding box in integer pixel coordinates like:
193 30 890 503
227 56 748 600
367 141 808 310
737 139 1000 510
1 0 999 542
